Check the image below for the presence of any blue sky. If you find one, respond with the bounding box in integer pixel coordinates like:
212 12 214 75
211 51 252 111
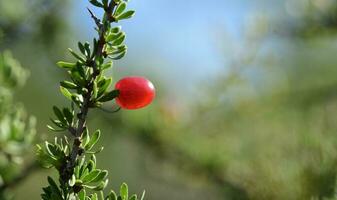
69 0 271 96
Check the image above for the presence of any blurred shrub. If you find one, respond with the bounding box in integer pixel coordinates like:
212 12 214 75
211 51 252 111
0 50 36 199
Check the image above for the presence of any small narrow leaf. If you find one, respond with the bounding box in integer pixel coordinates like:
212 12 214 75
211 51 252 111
78 190 86 200
69 174 76 187
84 42 91 57
63 108 74 125
140 191 145 200
110 50 127 60
120 183 128 200
106 32 123 42
129 195 137 200
68 48 86 62
90 170 108 183
47 125 65 132
110 26 121 34
98 78 112 97
85 146 104 154
82 169 100 183
53 106 67 124
98 90 120 102
78 42 86 55
82 128 90 147
108 190 117 200
114 2 127 16
85 130 101 150
116 10 135 21
101 61 113 70
102 0 108 6
60 86 73 100
60 81 78 89
111 33 126 46
92 179 108 191
50 119 67 129
92 81 98 99
89 0 103 7
57 61 76 69
91 193 98 200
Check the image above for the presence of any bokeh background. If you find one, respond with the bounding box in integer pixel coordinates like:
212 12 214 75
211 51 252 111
1 0 337 199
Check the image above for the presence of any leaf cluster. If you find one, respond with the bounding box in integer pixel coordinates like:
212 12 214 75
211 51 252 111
37 0 145 199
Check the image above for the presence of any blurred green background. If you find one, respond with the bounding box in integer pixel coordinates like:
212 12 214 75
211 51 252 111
2 0 337 199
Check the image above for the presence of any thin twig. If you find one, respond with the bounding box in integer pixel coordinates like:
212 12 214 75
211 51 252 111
99 106 121 113
59 2 118 189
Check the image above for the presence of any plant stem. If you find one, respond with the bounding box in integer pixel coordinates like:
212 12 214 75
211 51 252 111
59 2 117 191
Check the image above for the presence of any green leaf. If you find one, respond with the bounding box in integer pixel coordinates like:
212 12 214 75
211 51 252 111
78 190 86 200
85 146 104 154
106 45 127 59
140 191 145 200
50 119 67 129
63 108 74 125
90 170 108 183
60 86 73 100
93 81 98 99
110 50 127 60
47 125 65 132
45 142 56 157
91 154 97 166
53 106 67 124
78 42 86 55
80 168 90 180
84 42 91 57
82 128 90 147
98 90 120 102
60 80 78 89
86 160 95 172
85 130 101 151
111 33 126 46
71 94 83 107
47 177 62 197
106 32 123 42
108 190 117 200
101 61 113 70
114 2 127 17
110 26 122 34
69 174 76 187
56 61 76 69
89 0 104 7
68 48 86 62
91 193 98 200
102 0 108 6
92 179 108 191
129 195 137 200
74 64 86 78
115 10 135 21
98 78 112 97
75 165 81 178
82 169 100 183
120 183 128 200
69 70 86 86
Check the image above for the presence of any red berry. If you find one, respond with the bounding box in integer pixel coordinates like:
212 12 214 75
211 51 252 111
115 76 155 110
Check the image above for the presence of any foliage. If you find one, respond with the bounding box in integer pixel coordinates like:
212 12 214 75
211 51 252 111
0 50 36 199
36 0 144 199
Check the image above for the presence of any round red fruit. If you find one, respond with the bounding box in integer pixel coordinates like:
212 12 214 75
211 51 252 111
115 76 155 110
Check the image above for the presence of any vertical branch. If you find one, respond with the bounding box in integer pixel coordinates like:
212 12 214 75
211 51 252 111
59 3 118 186
39 1 144 199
